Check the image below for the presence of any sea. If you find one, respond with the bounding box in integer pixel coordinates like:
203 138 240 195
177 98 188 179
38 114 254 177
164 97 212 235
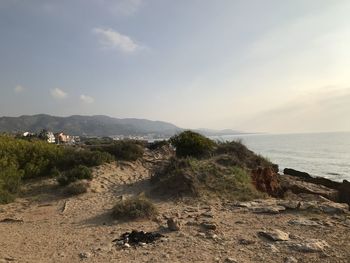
211 132 350 182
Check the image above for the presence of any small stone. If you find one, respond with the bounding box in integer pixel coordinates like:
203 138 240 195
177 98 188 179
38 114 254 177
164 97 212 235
224 257 238 263
159 237 169 242
258 229 289 241
197 232 206 238
201 212 214 218
139 242 147 247
115 240 124 245
265 244 279 253
200 222 217 230
123 243 131 249
79 252 91 259
167 218 181 231
284 256 298 263
238 238 255 245
208 233 219 240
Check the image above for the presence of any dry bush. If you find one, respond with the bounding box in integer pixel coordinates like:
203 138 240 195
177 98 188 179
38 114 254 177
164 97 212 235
65 180 90 195
112 196 158 220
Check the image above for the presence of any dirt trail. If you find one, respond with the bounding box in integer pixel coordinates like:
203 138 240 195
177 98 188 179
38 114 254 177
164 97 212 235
1 151 350 263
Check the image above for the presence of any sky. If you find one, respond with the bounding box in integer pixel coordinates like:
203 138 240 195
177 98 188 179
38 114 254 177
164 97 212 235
1 0 350 133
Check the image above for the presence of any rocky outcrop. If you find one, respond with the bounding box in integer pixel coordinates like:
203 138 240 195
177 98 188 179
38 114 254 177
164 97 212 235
283 168 350 207
284 168 341 189
252 167 284 197
338 180 350 205
232 199 349 214
279 175 339 201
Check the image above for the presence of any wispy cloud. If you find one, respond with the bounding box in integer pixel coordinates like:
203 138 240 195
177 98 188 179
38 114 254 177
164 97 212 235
80 94 95 104
50 88 67 99
14 85 24 93
93 27 141 53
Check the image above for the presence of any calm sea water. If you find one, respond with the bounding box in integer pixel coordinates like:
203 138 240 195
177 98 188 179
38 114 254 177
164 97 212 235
211 132 350 182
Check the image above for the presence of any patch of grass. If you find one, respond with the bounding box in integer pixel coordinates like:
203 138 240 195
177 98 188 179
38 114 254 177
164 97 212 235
112 196 158 220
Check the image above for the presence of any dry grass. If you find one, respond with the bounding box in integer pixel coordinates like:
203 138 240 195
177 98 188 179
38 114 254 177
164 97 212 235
64 180 90 196
112 196 158 220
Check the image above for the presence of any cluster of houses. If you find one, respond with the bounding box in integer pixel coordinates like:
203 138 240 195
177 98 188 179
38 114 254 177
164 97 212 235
22 130 80 145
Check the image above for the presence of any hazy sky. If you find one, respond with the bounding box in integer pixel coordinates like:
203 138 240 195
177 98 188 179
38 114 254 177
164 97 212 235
1 0 350 133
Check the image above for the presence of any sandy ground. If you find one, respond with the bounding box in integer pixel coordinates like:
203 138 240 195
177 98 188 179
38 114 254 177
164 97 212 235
1 152 350 263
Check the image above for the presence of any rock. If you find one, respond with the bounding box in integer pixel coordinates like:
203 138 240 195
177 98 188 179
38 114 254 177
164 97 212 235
284 168 341 190
258 229 289 241
339 180 350 206
279 175 339 201
167 218 181 231
79 252 91 259
288 239 329 253
238 238 255 245
252 205 286 214
197 232 206 238
284 256 298 263
265 243 279 253
122 243 131 249
224 257 238 263
200 222 217 230
201 212 214 218
288 218 320 227
276 200 301 209
208 233 219 240
319 202 349 214
284 168 313 180
251 167 284 197
115 240 124 245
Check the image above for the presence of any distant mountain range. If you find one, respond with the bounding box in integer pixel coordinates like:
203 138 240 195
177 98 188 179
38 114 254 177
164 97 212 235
0 114 182 136
0 114 245 137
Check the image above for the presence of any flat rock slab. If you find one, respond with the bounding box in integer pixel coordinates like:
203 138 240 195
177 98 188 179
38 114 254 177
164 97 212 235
258 229 290 241
288 218 321 227
252 206 286 214
288 239 329 253
232 199 349 215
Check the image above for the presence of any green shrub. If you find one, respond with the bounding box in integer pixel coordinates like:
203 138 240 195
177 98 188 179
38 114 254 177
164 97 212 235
0 163 23 204
57 148 114 169
148 140 169 150
0 135 113 203
112 196 158 220
57 165 92 186
170 131 215 158
92 140 144 161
